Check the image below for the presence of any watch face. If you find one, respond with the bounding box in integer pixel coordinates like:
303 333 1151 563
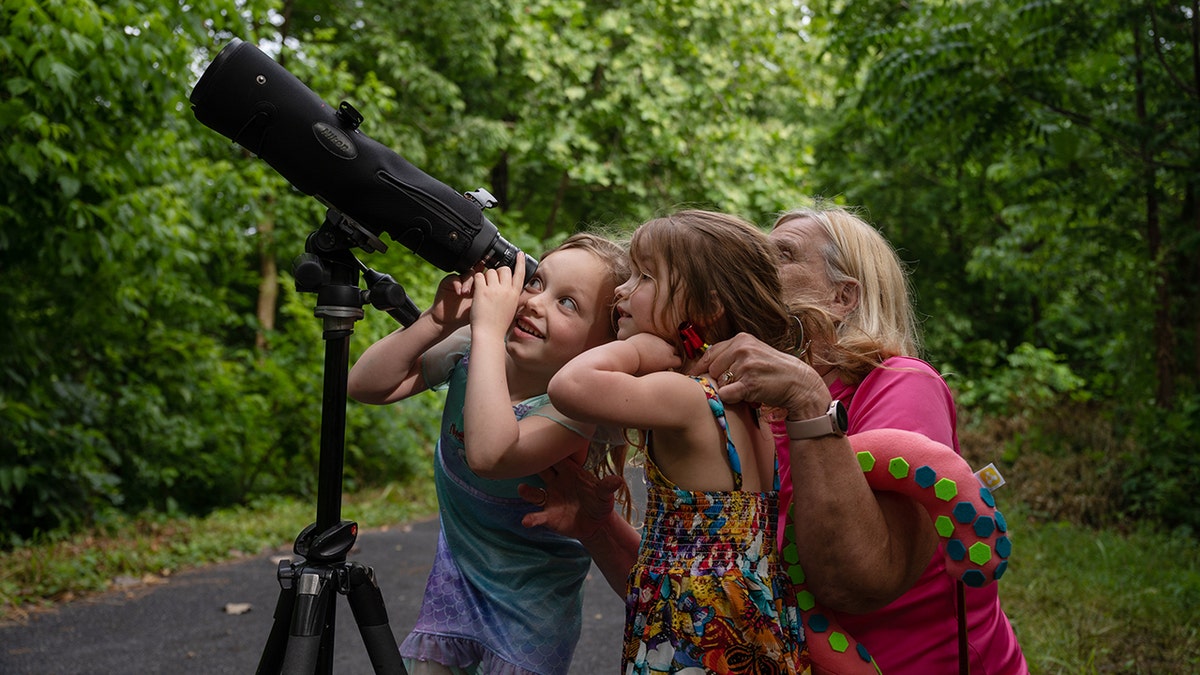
832 401 848 433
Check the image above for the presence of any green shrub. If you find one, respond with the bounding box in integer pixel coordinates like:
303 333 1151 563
1120 394 1200 534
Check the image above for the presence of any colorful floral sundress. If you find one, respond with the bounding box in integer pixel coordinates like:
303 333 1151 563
622 377 811 675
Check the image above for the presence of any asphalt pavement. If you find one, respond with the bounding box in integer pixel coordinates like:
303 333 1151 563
0 510 630 674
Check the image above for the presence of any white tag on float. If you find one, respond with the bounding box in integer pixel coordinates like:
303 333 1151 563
974 462 1006 490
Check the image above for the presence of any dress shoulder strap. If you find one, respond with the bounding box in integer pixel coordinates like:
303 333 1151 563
694 376 742 490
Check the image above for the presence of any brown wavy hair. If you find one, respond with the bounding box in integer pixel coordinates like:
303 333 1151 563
628 209 802 355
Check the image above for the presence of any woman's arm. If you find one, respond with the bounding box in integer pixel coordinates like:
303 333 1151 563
692 333 938 613
574 509 642 595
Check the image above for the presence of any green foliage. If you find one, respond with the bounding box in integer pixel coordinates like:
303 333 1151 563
2 0 1197 544
1003 507 1200 673
810 0 1193 387
955 343 1087 421
1 0 828 543
1121 394 1200 534
808 0 1200 527
286 0 817 234
0 0 441 543
0 0 259 540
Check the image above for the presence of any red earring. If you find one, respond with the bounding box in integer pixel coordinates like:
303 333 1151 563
678 322 710 360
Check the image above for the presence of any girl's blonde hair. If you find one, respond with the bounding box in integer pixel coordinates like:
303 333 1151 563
629 209 801 354
773 206 920 383
544 231 634 519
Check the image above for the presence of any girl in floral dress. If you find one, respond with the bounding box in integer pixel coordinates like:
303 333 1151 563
547 211 812 674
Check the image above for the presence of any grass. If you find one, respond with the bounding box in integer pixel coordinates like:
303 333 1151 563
955 412 1200 673
1 478 1197 673
1001 504 1200 674
0 480 437 625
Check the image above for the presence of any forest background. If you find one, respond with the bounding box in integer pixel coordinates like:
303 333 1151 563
1 0 1198 672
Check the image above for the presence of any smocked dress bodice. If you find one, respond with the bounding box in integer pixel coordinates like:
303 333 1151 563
622 377 810 674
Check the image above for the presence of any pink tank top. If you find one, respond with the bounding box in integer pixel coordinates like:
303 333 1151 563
775 356 1027 674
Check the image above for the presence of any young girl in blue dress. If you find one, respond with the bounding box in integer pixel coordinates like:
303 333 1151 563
347 233 629 675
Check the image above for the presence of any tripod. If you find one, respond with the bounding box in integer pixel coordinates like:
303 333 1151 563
256 210 417 675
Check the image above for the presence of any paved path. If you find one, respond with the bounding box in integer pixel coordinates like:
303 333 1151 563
0 513 629 674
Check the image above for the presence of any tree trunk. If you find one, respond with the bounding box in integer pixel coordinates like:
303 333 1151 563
1133 18 1176 406
1190 0 1200 385
255 211 278 353
252 0 292 354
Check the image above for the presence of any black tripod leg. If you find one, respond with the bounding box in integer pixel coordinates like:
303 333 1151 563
256 565 298 675
345 562 407 674
280 568 337 675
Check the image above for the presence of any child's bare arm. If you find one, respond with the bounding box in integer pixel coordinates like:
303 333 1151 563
347 274 472 404
467 413 593 479
458 254 544 475
548 334 690 431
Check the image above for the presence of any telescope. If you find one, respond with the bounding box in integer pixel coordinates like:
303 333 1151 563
189 37 536 279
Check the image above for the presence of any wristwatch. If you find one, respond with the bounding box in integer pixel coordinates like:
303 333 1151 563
786 400 848 440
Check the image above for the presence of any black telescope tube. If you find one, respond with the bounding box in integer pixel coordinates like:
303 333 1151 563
189 38 536 278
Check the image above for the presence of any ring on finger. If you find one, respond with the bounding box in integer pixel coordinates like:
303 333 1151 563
721 370 735 383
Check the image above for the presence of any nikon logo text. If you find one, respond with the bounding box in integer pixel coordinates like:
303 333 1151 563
312 122 358 160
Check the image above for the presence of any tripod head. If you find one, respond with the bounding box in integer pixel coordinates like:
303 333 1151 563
295 209 421 328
